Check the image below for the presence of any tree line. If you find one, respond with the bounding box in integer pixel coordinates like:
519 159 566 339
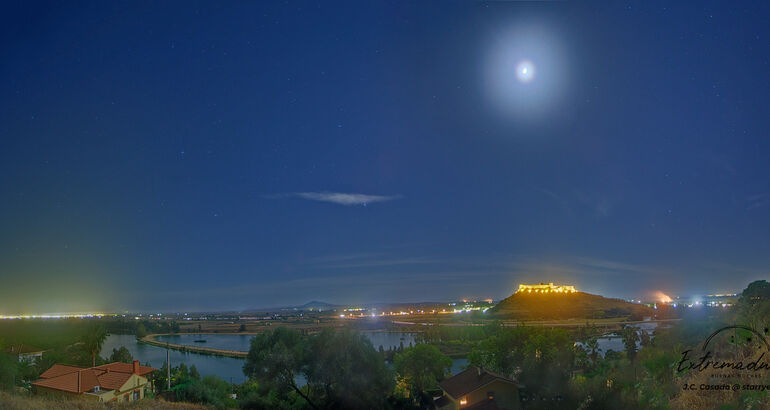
3 280 769 409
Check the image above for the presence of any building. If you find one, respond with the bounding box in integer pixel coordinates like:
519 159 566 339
434 367 521 410
32 360 155 402
516 282 576 294
3 344 46 362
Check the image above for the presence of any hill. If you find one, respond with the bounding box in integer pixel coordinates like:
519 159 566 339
296 300 337 310
488 291 651 320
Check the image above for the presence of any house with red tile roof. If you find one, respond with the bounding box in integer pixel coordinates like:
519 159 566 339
434 366 521 410
32 360 155 403
3 344 46 362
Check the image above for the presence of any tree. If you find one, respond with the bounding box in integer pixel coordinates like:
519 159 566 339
18 358 40 382
739 280 770 305
175 375 237 408
243 327 394 410
304 328 394 409
620 326 640 362
239 324 247 332
0 353 18 391
190 364 201 380
108 346 133 363
177 363 191 384
469 326 575 398
243 327 310 407
135 323 148 339
152 362 171 392
238 380 305 409
585 337 600 364
737 280 770 328
639 330 651 347
393 344 452 405
81 324 107 367
468 326 530 378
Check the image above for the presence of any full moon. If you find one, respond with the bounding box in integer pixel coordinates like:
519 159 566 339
516 60 535 83
483 22 567 122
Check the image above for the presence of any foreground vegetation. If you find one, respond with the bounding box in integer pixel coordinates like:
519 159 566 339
2 280 769 409
179 281 769 409
0 391 206 410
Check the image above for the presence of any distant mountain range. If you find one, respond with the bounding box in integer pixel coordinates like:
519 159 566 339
489 291 652 320
295 301 337 310
244 300 471 313
239 301 338 313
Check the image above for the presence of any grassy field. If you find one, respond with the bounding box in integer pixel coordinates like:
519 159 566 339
0 392 207 410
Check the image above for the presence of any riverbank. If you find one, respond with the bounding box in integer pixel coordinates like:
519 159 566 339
138 334 248 358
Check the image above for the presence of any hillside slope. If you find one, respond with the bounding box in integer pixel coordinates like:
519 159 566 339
489 291 651 320
0 392 208 410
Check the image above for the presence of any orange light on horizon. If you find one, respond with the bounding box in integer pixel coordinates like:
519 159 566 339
654 291 673 304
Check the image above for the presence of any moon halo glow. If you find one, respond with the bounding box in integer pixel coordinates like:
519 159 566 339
516 60 535 83
483 22 568 123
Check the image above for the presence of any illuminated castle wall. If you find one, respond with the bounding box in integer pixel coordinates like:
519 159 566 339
517 282 577 294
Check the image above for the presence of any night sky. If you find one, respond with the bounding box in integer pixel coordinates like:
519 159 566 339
2 1 769 314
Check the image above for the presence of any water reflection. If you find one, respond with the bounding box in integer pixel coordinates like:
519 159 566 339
575 321 658 357
103 325 647 385
101 334 248 383
101 332 425 385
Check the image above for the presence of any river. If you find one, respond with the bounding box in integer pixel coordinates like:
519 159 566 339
576 321 659 357
154 331 419 352
101 331 449 384
102 325 648 384
101 334 248 383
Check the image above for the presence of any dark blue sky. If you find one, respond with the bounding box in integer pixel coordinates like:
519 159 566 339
1 1 769 313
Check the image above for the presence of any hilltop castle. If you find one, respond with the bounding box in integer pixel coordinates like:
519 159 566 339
517 282 577 294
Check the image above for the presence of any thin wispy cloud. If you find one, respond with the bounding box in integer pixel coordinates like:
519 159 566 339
265 191 402 206
508 256 666 281
307 253 437 269
575 190 619 217
534 187 573 215
747 193 770 211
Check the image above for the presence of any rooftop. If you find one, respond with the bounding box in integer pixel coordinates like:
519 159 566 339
3 344 45 355
439 366 516 400
33 361 155 394
94 361 155 377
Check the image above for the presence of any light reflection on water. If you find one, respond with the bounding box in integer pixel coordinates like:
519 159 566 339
575 321 658 357
103 324 651 385
101 332 461 385
100 334 248 383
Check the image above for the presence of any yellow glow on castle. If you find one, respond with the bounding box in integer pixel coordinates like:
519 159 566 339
517 282 577 294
